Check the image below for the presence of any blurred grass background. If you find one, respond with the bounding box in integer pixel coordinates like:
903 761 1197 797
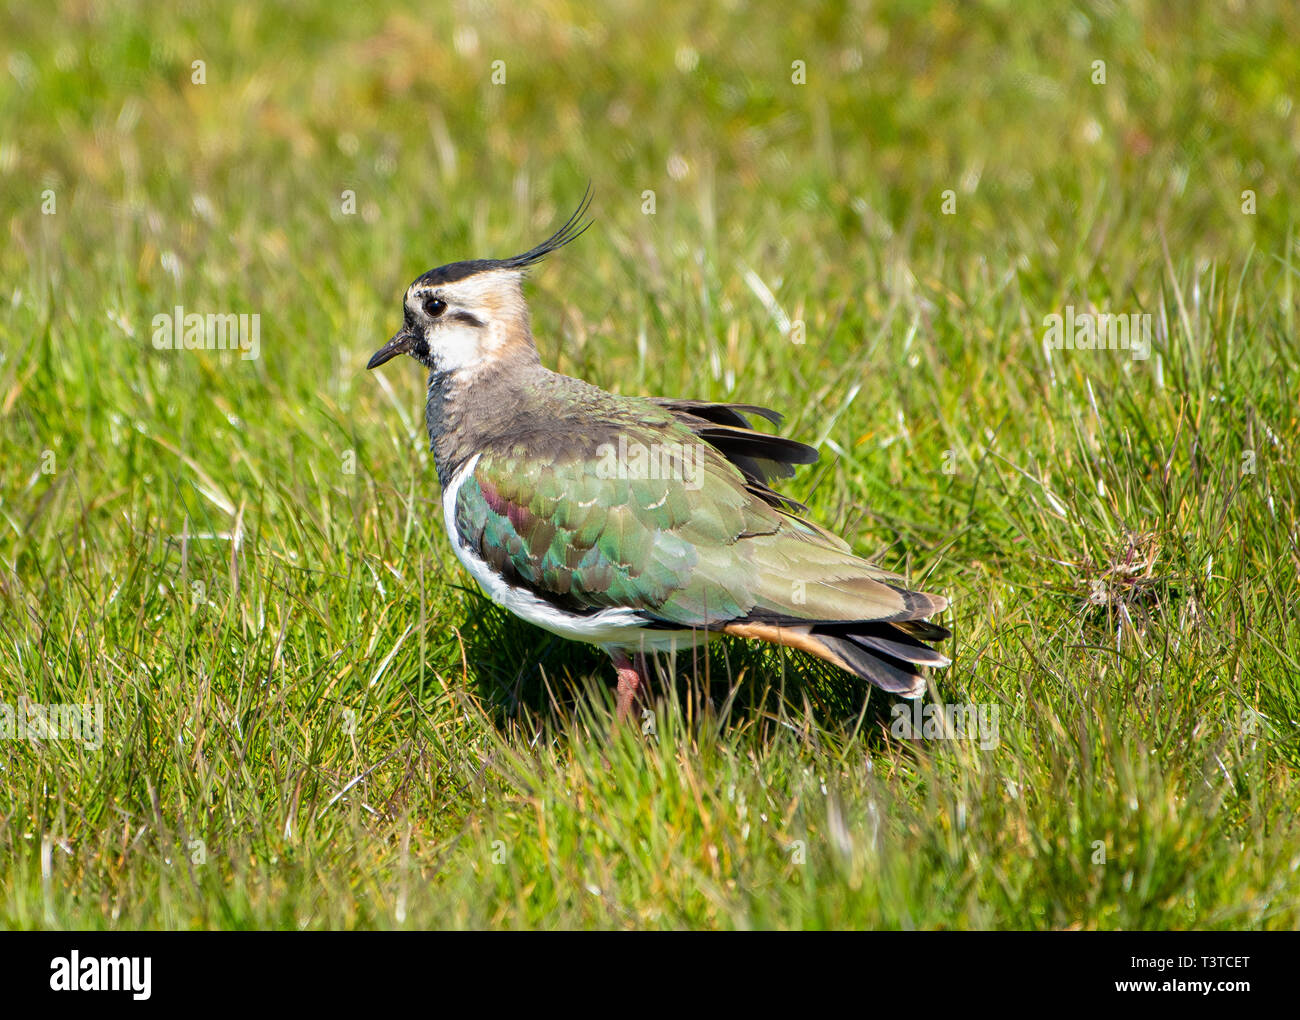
1 0 1298 928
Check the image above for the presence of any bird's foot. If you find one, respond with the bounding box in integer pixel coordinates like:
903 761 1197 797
611 651 648 724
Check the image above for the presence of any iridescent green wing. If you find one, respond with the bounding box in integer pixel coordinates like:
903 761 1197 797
452 415 772 622
453 410 936 628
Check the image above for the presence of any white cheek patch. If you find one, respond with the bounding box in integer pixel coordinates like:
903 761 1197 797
429 320 490 372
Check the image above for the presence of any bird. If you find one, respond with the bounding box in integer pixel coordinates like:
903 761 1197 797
367 190 951 721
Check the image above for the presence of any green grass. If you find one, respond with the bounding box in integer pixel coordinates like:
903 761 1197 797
2 0 1298 929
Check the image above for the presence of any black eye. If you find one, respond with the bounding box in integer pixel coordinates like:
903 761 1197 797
422 297 447 318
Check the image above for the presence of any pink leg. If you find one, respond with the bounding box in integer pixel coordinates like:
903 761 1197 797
610 651 648 722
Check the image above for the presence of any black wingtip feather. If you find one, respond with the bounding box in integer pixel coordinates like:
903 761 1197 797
695 425 819 465
892 618 952 643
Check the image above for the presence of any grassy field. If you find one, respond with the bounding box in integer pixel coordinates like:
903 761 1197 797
1 0 1298 929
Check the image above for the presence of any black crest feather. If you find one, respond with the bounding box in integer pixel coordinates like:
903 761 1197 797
500 183 593 269
416 185 594 287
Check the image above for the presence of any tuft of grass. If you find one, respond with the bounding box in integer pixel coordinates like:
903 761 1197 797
1 0 1297 929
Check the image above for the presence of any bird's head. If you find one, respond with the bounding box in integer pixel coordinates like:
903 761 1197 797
367 188 592 376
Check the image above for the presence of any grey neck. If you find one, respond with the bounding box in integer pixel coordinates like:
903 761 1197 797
424 355 544 487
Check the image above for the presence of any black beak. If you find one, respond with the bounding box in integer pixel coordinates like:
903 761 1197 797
366 329 416 370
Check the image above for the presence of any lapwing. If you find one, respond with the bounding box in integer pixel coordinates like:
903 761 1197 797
367 191 951 721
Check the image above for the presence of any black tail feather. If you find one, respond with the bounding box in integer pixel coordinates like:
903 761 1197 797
842 628 950 668
811 620 951 697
